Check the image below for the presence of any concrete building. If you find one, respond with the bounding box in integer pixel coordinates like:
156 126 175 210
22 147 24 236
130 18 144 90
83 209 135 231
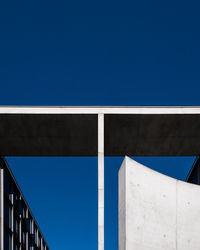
0 157 49 250
0 106 200 250
119 156 200 250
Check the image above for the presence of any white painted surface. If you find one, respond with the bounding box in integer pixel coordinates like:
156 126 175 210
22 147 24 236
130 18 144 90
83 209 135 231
119 156 200 250
98 114 104 250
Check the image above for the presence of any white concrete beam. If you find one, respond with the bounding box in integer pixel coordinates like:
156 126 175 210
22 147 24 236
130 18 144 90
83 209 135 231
98 114 104 250
0 106 200 114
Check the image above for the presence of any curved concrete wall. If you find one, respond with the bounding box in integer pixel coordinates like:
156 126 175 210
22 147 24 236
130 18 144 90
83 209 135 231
119 156 200 250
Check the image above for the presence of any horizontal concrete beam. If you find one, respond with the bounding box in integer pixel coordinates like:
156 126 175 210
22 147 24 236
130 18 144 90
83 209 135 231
0 106 200 156
0 106 200 114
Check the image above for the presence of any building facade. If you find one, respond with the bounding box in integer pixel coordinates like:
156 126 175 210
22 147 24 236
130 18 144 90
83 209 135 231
0 157 49 250
186 156 200 185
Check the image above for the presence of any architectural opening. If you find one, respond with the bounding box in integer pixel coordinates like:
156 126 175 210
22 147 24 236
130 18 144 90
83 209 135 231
5 157 98 249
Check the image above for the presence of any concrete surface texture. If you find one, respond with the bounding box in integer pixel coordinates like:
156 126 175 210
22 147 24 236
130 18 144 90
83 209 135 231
119 156 200 250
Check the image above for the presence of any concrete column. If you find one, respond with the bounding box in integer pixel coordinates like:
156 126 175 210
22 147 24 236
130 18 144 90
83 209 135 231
98 114 104 250
0 168 3 250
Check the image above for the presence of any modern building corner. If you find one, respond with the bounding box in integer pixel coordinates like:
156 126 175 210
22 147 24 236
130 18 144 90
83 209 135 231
0 157 49 250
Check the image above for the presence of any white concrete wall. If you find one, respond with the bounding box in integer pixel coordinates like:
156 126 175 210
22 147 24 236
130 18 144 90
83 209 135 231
119 156 200 250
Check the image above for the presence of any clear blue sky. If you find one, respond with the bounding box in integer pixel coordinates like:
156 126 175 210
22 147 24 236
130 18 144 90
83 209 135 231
0 0 199 248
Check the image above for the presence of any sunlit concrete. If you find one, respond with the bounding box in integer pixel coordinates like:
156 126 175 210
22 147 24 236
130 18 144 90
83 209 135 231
119 156 200 250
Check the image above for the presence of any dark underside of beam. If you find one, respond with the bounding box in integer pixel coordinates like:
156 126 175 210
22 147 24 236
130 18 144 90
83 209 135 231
0 114 98 156
105 114 200 156
0 114 200 156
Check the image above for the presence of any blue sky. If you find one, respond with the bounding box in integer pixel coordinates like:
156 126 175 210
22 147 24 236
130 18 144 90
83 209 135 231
0 0 199 249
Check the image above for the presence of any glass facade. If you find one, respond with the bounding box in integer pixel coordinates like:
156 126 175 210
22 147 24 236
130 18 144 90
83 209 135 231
0 158 49 250
187 157 200 185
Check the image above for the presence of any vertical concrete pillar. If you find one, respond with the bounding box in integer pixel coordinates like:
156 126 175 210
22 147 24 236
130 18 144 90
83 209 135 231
0 168 3 250
98 114 104 250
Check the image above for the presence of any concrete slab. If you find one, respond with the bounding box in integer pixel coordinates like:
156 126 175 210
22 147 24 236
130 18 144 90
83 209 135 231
0 106 200 156
119 156 200 250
